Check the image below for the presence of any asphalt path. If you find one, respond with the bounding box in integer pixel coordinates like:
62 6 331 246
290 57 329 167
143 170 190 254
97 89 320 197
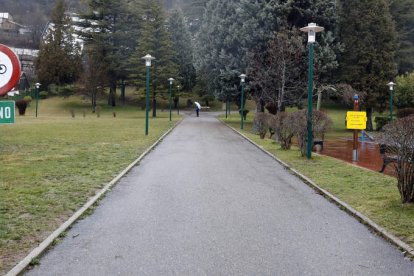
27 112 414 275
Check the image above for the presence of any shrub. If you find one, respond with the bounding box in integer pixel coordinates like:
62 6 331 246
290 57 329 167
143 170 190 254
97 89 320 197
375 116 392 131
23 96 32 103
291 110 332 156
253 112 268 139
381 116 414 204
15 100 28 115
59 86 75 98
397 108 414 119
269 112 296 150
39 91 48 99
395 72 414 108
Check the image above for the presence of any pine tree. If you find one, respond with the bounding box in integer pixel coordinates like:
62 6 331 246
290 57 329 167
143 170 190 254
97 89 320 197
78 0 136 106
196 0 280 104
339 0 398 130
167 9 196 92
390 0 414 74
129 0 178 116
36 0 82 89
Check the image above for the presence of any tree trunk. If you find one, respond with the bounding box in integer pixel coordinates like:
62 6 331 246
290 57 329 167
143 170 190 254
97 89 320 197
108 83 116 107
366 107 373 131
316 89 322 111
256 98 265 113
152 98 157 117
92 90 96 113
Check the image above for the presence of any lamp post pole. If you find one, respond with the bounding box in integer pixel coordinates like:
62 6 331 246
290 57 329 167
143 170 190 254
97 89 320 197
300 23 324 159
225 96 228 119
35 83 40 118
306 43 314 159
239 74 246 130
387 82 396 120
177 85 180 115
168 78 174 121
142 54 155 136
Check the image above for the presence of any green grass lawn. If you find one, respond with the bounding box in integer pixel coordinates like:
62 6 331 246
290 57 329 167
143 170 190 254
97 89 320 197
0 97 179 273
222 114 414 250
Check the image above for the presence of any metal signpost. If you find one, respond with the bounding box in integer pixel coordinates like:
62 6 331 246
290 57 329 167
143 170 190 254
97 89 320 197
346 95 367 161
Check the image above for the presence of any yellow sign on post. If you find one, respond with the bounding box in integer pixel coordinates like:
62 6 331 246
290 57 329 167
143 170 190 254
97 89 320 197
346 111 367 130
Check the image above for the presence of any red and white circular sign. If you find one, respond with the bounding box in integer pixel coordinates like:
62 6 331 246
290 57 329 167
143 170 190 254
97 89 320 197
0 44 21 96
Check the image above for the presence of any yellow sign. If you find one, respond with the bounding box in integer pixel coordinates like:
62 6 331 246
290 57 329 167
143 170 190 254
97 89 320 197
346 111 367 130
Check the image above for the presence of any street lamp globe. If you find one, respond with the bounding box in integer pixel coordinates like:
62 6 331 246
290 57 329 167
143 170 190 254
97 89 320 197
300 23 324 43
168 78 174 85
239 74 246 83
387 81 396 91
35 83 41 89
142 54 155 67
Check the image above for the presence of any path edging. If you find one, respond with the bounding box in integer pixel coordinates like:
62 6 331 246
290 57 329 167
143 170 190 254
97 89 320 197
222 120 414 259
6 120 182 276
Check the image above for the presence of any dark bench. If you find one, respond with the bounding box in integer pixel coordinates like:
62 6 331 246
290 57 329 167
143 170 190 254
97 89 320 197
313 140 324 151
379 144 398 173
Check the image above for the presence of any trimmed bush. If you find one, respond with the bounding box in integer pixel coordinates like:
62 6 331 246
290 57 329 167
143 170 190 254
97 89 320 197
39 91 48 99
23 96 32 103
397 108 414 119
375 116 392 131
15 100 28 115
291 110 332 156
253 112 269 139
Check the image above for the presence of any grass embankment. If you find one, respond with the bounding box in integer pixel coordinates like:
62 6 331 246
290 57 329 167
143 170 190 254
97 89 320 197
0 97 179 273
222 113 414 250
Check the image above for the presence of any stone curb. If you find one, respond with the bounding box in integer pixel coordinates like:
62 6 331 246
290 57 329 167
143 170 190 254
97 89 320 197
6 120 182 276
222 120 414 259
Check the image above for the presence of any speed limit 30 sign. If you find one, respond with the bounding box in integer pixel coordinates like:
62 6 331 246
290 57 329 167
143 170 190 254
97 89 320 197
0 44 21 96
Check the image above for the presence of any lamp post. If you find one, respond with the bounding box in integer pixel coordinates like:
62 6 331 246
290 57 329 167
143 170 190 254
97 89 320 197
300 23 324 159
239 74 246 130
387 82 396 120
176 85 180 115
142 54 155 136
35 82 41 118
168 78 174 121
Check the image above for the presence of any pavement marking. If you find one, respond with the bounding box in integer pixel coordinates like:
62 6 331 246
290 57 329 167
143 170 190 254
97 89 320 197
221 119 414 259
6 120 182 276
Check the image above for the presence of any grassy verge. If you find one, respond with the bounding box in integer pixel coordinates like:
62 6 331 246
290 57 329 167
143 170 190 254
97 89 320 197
222 114 414 249
0 97 179 273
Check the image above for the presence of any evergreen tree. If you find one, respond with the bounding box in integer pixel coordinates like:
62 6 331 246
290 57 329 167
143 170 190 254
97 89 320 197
178 0 208 34
167 9 196 92
129 0 178 116
196 0 280 104
339 0 398 130
36 0 82 89
78 0 136 106
390 0 414 74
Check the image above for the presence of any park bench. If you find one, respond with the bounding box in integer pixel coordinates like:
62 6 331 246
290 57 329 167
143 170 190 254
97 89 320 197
378 143 413 173
379 143 398 173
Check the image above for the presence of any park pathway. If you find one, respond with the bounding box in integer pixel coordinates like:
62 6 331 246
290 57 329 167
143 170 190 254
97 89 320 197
27 113 414 275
